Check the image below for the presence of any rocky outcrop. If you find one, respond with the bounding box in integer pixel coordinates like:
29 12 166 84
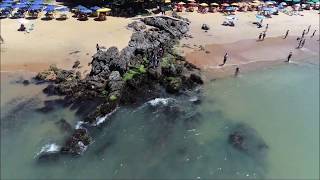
36 15 203 156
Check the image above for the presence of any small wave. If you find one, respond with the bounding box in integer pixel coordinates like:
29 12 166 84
75 121 87 129
34 143 60 158
93 107 119 126
147 98 175 106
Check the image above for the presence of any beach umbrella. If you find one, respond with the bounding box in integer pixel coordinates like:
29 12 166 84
165 0 171 3
177 2 186 5
188 0 195 2
12 3 28 9
0 3 12 8
252 0 260 3
96 8 111 13
221 3 230 6
265 1 274 5
280 2 287 5
292 0 300 3
199 3 208 6
256 14 265 19
44 5 55 12
225 6 236 11
73 5 87 11
90 6 101 11
231 3 239 6
55 6 69 12
210 3 219 6
2 0 14 3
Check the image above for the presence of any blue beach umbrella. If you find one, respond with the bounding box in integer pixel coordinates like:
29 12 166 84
13 3 28 9
90 6 101 11
79 8 92 14
74 5 87 11
29 4 43 10
256 14 265 19
44 5 55 12
0 3 12 8
55 6 69 12
2 0 14 3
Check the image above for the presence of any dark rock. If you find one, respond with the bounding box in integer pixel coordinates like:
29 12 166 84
128 21 147 31
189 73 203 84
72 60 81 69
201 24 210 30
60 128 91 155
164 77 182 93
228 123 269 158
22 80 30 86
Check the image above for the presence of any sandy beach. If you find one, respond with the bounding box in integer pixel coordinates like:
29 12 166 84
1 10 319 76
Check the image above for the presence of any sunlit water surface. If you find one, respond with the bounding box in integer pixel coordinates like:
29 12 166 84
1 61 319 179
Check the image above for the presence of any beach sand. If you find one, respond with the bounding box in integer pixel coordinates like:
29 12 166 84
178 11 319 80
1 14 134 73
1 11 319 77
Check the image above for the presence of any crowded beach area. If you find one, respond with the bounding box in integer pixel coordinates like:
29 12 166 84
1 0 319 77
1 0 319 179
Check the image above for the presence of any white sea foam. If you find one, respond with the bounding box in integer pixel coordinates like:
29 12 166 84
94 107 119 126
75 121 86 129
147 98 174 106
35 143 60 158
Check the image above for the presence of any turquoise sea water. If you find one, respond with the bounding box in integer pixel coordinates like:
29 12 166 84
1 60 319 179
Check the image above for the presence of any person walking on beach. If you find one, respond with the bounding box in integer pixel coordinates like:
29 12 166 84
302 29 306 38
301 39 306 48
311 30 316 38
265 24 269 31
220 53 228 66
286 51 293 62
307 25 311 34
258 33 262 41
297 38 303 48
284 30 289 39
96 44 100 51
262 32 266 41
235 66 240 77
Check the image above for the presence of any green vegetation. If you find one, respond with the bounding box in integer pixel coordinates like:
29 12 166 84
161 53 175 68
123 65 146 81
109 95 117 101
101 90 108 97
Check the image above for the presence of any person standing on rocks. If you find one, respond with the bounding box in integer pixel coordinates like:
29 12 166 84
96 44 100 51
286 51 293 62
284 30 289 39
311 30 316 38
220 53 229 66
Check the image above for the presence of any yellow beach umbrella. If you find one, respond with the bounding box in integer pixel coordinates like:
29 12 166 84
165 0 171 3
231 3 239 6
199 3 209 6
178 1 186 5
210 2 219 6
252 0 260 3
97 8 111 13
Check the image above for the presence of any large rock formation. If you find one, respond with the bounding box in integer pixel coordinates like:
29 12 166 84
35 15 203 156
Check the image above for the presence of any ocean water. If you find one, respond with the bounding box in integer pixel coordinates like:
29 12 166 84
1 60 319 179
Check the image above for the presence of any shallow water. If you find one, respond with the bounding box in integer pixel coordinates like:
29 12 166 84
1 61 319 179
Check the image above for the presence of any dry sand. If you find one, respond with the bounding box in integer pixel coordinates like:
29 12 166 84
1 13 134 72
0 10 319 79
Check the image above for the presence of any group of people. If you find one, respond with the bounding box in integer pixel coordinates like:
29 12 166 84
219 24 318 76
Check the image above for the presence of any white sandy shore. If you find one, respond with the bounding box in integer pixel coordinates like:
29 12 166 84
0 10 319 74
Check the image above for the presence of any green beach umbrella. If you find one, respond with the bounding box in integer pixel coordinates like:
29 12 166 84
307 1 315 4
292 0 300 3
284 0 292 2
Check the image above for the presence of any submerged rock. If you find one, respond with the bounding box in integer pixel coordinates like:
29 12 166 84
228 123 269 158
201 24 210 30
60 128 91 155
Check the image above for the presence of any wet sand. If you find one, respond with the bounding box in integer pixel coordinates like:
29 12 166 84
185 36 319 81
